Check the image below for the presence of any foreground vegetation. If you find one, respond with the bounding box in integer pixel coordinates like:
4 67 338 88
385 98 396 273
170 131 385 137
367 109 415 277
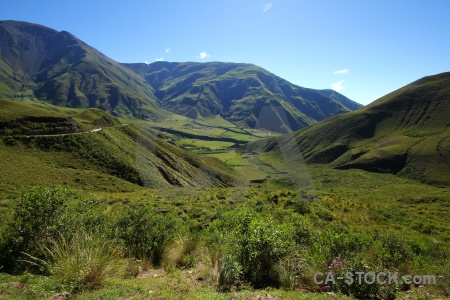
0 182 449 299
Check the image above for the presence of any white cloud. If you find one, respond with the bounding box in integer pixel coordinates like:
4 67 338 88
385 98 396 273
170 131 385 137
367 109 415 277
165 48 171 53
334 69 350 74
199 51 209 59
331 80 345 92
144 61 149 64
155 57 164 62
263 3 272 12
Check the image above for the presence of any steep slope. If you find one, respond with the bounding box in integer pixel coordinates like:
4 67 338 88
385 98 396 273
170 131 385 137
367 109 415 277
248 72 450 186
0 20 164 119
0 99 235 194
123 61 362 133
1 21 362 129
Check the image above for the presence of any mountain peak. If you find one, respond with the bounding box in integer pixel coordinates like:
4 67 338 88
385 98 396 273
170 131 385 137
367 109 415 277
1 20 361 131
123 61 362 132
0 20 163 119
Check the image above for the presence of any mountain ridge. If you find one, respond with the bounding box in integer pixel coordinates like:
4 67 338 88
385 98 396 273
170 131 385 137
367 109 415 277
0 20 164 119
248 72 450 186
1 20 362 133
0 99 236 190
123 61 362 132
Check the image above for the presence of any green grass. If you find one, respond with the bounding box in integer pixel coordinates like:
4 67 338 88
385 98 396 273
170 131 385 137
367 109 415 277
0 170 449 299
0 271 357 299
178 138 234 151
247 72 450 187
0 99 63 122
0 155 449 299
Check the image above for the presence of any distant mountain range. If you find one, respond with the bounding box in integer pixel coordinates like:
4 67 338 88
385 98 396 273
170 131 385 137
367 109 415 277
0 20 361 133
249 72 450 186
123 61 362 132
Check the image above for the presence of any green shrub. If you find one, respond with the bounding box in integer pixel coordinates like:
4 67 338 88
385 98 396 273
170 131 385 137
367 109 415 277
218 253 242 290
311 225 371 266
205 211 294 288
0 186 70 272
59 199 113 239
292 215 314 246
3 136 18 146
308 229 412 299
371 231 413 270
112 205 181 265
293 199 311 215
332 256 398 300
239 216 292 284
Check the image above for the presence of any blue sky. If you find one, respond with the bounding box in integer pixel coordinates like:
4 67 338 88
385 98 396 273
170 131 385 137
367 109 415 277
2 0 450 105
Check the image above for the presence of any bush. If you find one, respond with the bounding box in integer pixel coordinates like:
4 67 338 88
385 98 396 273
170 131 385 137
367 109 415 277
310 225 371 266
112 205 181 265
239 216 292 284
218 253 242 290
309 229 411 299
0 186 70 272
3 136 18 146
59 198 113 239
292 215 314 247
205 211 294 288
371 231 413 270
332 256 398 300
293 199 311 215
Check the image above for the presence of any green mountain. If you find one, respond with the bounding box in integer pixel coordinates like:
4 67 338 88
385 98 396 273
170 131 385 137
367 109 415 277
0 20 163 119
123 61 362 133
248 72 450 186
1 20 361 132
0 99 235 194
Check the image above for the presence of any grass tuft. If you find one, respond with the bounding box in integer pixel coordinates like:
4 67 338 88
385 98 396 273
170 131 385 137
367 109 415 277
42 230 121 292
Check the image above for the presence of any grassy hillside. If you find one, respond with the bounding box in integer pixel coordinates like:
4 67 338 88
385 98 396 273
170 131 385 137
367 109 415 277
248 72 450 186
0 100 235 201
0 20 165 120
123 61 362 133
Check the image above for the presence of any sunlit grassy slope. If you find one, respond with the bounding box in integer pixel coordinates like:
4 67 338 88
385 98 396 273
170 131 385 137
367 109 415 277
248 72 450 186
0 100 236 202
